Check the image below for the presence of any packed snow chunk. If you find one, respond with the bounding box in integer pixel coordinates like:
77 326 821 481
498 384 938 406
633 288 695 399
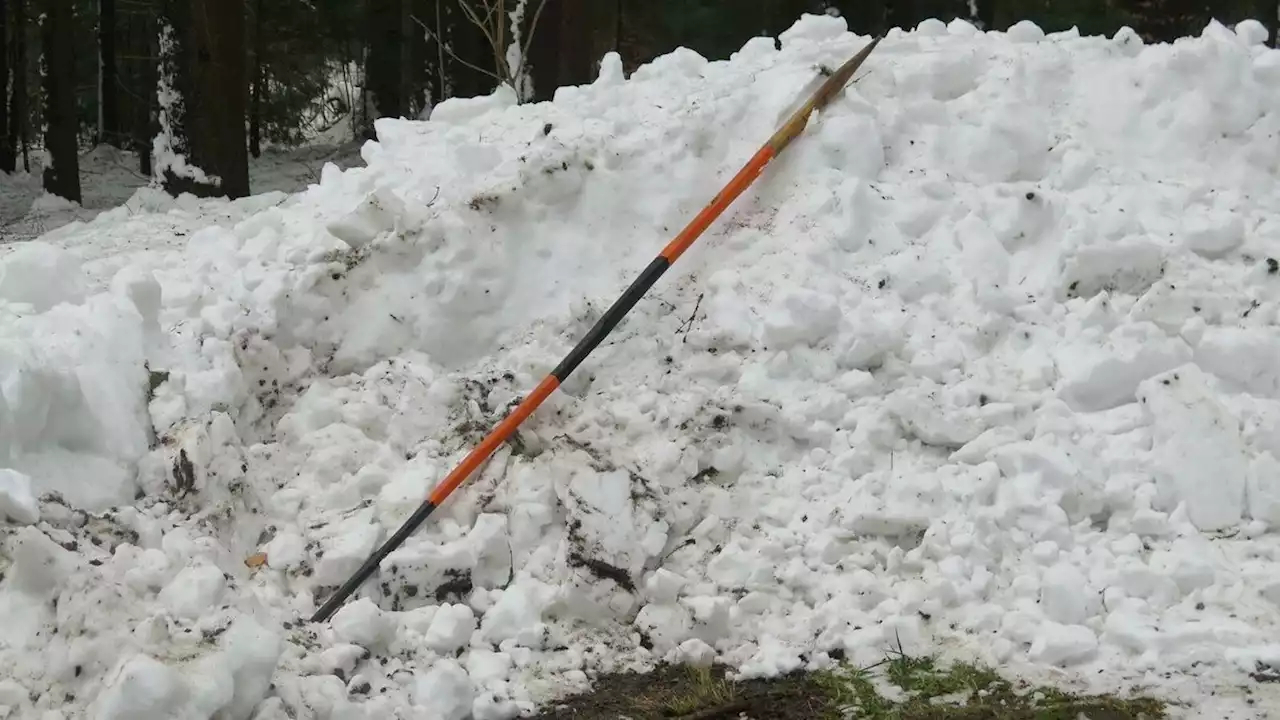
0 299 152 510
813 112 885 179
949 110 1052 183
480 582 554 646
1056 322 1192 412
428 84 518 125
261 531 306 570
778 12 847 47
951 426 1022 465
1182 209 1244 259
990 438 1103 522
0 241 88 311
424 603 477 654
1029 622 1098 666
1149 539 1218 595
1248 453 1280 525
1236 19 1270 45
1040 563 1097 625
330 597 391 649
158 563 227 620
634 602 694 654
468 512 514 590
0 391 10 466
1138 364 1249 531
198 616 284 720
377 531 479 611
1061 239 1165 299
912 18 945 36
7 526 77 598
556 462 669 587
1112 25 1144 54
948 17 980 35
887 383 989 448
93 654 189 720
1194 326 1280 398
412 659 474 720
836 301 907 369
0 678 29 717
326 186 408 250
0 469 38 525
314 513 382 586
596 51 625 85
761 288 841 349
1006 20 1046 42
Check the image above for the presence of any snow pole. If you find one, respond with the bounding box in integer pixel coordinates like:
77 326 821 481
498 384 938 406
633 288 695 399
310 35 883 624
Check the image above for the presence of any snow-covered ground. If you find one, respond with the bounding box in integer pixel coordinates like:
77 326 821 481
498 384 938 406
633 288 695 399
0 141 365 245
5 13 1280 719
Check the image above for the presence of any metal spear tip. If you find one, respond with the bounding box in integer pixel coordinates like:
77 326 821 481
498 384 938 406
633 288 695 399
767 34 884 153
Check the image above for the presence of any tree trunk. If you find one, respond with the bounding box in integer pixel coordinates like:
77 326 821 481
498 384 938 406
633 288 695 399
832 0 886 35
363 0 403 139
1121 0 1207 42
189 0 249 197
157 0 248 199
99 0 121 146
976 0 996 31
7 0 26 172
447 1 493 99
886 0 916 32
419 0 449 107
615 0 663 73
527 0 559 101
1254 0 1274 45
122 0 156 175
0 0 11 173
249 0 263 157
400 0 418 115
156 0 194 192
555 0 593 88
41 0 81 202
403 0 431 117
589 0 620 70
769 0 812 35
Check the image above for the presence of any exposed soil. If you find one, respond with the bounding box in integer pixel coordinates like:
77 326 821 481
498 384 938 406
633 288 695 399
529 658 1170 720
530 664 835 720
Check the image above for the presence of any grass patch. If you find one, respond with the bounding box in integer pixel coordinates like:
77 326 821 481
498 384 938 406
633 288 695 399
532 652 1169 719
660 666 736 715
822 651 1169 719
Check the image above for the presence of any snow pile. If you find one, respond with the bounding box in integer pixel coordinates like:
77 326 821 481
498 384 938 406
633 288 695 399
5 13 1280 719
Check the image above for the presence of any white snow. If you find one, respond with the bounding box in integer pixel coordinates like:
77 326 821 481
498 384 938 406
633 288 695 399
0 469 38 525
4 12 1280 720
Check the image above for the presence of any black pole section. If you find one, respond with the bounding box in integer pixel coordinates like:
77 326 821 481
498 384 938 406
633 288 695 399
551 256 670 381
310 501 438 622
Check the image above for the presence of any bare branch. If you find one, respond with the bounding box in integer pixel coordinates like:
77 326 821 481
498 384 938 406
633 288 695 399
455 0 500 55
454 0 509 88
427 0 551 101
410 12 503 84
518 0 550 75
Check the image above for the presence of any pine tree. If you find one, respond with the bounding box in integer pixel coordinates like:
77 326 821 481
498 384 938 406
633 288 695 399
248 0 263 157
99 0 120 146
1119 0 1210 41
154 0 193 193
155 0 248 199
0 0 10 173
363 0 404 138
41 0 81 202
7 0 27 172
190 0 248 196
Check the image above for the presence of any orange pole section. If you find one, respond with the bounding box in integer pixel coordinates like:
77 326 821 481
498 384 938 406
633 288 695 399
427 375 561 506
